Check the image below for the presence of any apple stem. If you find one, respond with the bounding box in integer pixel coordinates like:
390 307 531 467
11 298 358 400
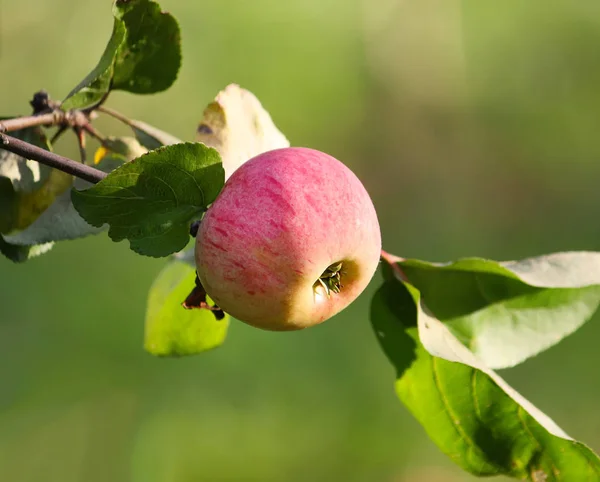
380 249 409 283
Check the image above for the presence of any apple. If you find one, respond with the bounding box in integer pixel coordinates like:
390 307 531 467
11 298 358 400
195 147 382 331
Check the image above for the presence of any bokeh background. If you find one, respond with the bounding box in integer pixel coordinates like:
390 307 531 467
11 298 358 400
2 1 600 481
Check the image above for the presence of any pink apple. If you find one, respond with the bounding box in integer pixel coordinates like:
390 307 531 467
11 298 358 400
195 147 382 331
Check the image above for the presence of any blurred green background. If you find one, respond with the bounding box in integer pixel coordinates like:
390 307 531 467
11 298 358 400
2 1 600 481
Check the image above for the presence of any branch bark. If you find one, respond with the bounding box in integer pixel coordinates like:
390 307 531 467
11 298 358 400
97 105 132 126
0 112 60 133
0 133 106 184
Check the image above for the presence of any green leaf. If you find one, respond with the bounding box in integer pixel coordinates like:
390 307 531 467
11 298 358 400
173 244 195 267
112 0 181 94
92 153 130 174
0 176 17 233
371 276 600 480
2 189 104 246
0 126 71 260
61 0 180 109
145 258 229 356
3 155 126 247
0 236 53 263
98 111 182 150
395 252 600 369
0 125 52 192
196 84 289 180
0 127 72 234
104 136 148 160
61 19 127 110
71 142 224 258
129 119 182 150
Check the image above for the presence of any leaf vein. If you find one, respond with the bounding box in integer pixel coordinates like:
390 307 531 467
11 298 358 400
432 357 490 470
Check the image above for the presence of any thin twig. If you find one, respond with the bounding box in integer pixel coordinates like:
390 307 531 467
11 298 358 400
81 90 111 115
82 123 107 144
97 105 132 126
75 127 87 164
0 133 106 184
0 112 60 133
50 125 69 144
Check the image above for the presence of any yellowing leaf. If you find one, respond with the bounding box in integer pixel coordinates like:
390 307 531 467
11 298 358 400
0 127 72 234
93 146 109 165
95 136 148 165
196 84 289 179
14 169 72 231
0 126 52 193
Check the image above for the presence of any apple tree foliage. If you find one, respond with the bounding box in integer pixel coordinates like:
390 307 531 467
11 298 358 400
1 1 600 480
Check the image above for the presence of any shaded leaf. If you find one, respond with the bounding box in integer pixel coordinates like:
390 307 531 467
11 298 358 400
0 126 52 192
395 252 600 369
0 176 17 233
11 170 74 232
2 189 104 245
0 236 53 263
112 0 181 94
97 110 182 150
371 274 600 480
90 153 129 175
0 128 72 234
61 19 126 110
145 259 229 356
71 142 224 258
4 156 126 246
196 84 289 180
129 119 182 150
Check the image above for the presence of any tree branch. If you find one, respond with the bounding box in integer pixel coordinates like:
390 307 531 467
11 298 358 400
82 123 107 144
97 105 133 126
50 125 69 144
0 133 106 184
74 127 87 164
0 112 60 133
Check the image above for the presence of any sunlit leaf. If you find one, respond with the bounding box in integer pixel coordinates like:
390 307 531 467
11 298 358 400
112 0 181 94
371 269 600 480
145 259 229 356
395 252 600 368
174 245 195 268
61 0 181 109
71 142 224 258
61 19 126 110
196 84 289 180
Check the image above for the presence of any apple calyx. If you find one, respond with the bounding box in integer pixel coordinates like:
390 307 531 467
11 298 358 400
315 261 344 297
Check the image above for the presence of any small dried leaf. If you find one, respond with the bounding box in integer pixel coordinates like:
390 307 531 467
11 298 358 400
196 84 289 179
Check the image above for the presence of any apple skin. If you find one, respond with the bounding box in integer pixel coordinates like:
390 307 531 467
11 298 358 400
195 147 382 331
